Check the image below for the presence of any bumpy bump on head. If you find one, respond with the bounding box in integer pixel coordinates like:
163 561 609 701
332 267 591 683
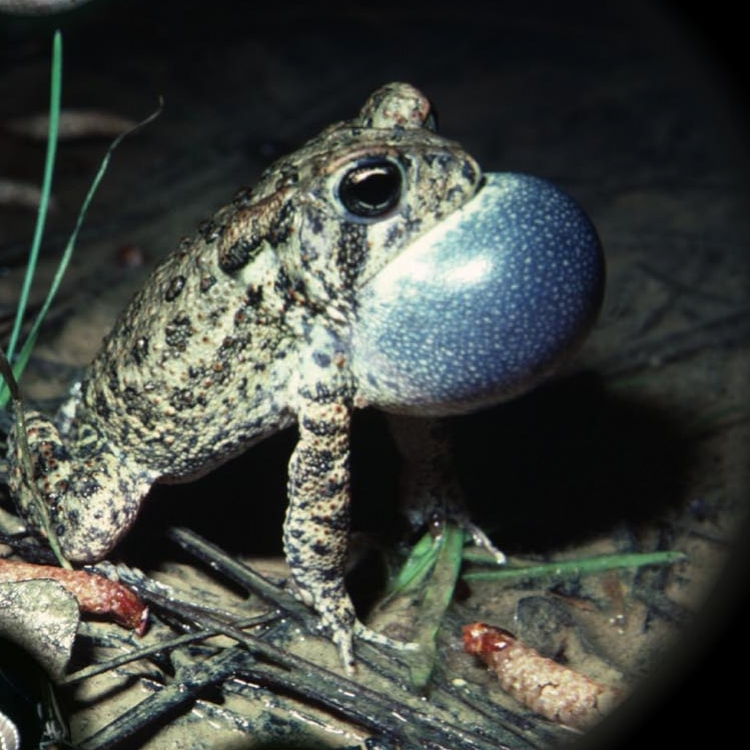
350 172 605 415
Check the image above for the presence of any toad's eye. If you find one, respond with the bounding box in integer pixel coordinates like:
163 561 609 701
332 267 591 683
338 159 402 219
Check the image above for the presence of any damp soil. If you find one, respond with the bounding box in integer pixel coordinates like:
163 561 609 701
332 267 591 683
0 2 748 749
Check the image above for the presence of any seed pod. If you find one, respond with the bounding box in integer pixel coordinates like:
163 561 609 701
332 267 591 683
462 622 622 730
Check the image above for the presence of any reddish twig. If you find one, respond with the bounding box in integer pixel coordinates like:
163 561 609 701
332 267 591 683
0 559 148 634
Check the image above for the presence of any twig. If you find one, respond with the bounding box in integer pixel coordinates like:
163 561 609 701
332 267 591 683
58 615 276 687
597 309 750 379
76 646 249 750
164 527 555 749
165 526 313 625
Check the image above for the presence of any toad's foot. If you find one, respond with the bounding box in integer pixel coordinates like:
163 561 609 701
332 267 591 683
354 621 420 651
320 621 420 675
464 521 506 565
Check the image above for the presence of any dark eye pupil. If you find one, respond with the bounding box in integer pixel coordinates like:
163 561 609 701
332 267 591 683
339 161 402 218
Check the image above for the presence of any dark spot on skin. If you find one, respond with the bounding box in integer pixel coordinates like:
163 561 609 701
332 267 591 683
298 379 354 405
336 223 367 287
133 336 149 365
420 152 451 170
219 235 263 273
312 541 330 556
384 222 405 249
273 268 307 310
165 275 185 302
200 274 217 293
313 351 331 368
121 385 139 403
446 185 467 203
383 206 422 248
197 219 222 243
311 449 335 468
305 205 325 236
314 574 341 594
207 307 227 327
113 317 134 341
462 158 478 183
401 204 423 234
77 476 102 498
267 200 294 248
245 284 263 307
164 315 193 350
276 162 300 187
94 394 111 419
118 478 134 496
321 507 348 530
322 478 348 499
169 388 195 411
232 187 253 206
301 415 338 437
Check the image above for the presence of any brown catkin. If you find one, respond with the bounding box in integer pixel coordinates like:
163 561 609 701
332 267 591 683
463 622 622 730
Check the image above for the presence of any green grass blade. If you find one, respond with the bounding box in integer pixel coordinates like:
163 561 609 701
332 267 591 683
0 31 62 407
407 524 466 689
462 550 686 583
386 528 441 597
9 103 163 391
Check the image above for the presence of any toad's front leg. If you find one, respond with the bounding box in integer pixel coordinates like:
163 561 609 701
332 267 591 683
283 376 359 669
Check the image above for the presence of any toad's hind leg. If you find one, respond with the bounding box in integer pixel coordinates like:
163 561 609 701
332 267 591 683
388 414 506 563
7 409 153 563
